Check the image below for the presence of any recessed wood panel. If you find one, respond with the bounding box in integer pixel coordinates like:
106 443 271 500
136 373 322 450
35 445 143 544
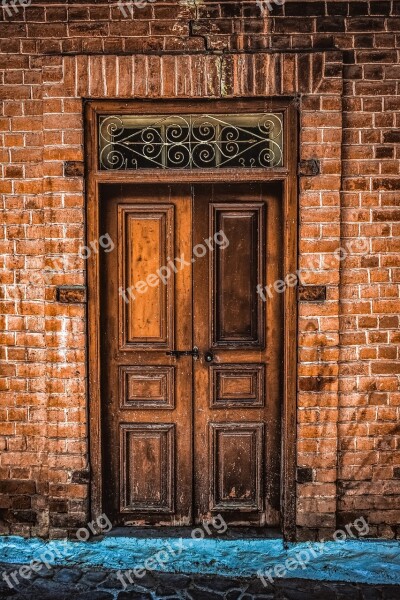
119 205 174 348
211 204 265 348
210 364 265 408
210 423 264 511
120 424 174 513
120 366 174 409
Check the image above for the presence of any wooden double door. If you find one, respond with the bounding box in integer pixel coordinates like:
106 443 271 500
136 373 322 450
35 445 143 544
100 182 283 527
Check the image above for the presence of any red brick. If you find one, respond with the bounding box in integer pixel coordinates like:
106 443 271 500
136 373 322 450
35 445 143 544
0 0 398 542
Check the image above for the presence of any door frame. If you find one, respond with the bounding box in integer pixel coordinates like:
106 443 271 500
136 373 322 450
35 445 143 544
85 98 298 540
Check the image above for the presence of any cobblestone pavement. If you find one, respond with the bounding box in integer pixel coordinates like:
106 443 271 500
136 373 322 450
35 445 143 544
0 564 399 600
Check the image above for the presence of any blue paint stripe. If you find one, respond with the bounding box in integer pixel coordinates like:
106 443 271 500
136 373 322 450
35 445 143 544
0 536 399 584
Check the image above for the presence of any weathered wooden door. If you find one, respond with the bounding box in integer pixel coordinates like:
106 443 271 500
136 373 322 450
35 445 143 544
100 182 282 527
193 184 282 526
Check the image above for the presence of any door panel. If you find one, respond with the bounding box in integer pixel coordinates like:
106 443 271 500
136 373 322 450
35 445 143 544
210 364 265 408
193 183 282 526
120 423 174 513
210 422 264 512
212 204 265 347
120 205 174 347
120 366 175 409
100 184 193 525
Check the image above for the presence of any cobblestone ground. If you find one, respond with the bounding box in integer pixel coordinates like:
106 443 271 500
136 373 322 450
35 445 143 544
0 564 399 600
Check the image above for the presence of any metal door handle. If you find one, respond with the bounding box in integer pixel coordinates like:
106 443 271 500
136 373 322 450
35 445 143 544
204 351 214 363
166 346 199 359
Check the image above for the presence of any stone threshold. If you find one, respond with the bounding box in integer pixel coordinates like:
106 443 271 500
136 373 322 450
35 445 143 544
0 535 399 586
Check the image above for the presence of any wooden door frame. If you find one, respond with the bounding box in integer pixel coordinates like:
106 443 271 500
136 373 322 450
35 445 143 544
85 98 298 541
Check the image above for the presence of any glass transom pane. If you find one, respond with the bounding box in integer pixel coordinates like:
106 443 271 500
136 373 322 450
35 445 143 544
98 113 283 170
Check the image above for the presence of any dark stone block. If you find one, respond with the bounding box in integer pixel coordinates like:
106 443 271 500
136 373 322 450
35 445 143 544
220 3 241 18
56 286 87 304
357 50 397 62
383 130 400 143
285 2 325 16
347 17 385 32
373 209 400 221
297 54 311 92
370 1 391 15
79 571 108 585
349 2 369 16
373 179 400 191
327 2 348 16
50 513 85 528
343 50 355 64
325 63 342 77
64 161 84 177
54 568 82 584
269 3 284 16
298 160 320 177
0 480 36 495
243 20 265 34
313 35 335 49
316 17 345 32
273 17 314 33
154 573 190 588
197 6 219 18
354 34 375 49
343 65 363 79
0 497 11 509
297 467 314 484
361 256 380 268
336 512 368 530
154 584 179 596
0 582 17 596
49 500 68 513
103 570 156 590
270 34 292 49
11 510 37 524
364 64 384 80
71 470 90 484
299 377 336 392
11 496 31 509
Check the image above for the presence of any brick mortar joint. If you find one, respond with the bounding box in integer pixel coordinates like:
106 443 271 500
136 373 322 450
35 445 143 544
40 48 343 57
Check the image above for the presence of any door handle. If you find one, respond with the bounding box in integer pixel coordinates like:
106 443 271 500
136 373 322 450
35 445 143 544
204 351 214 363
166 346 199 359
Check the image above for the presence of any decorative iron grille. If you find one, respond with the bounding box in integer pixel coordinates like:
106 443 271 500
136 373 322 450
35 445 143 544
98 113 283 170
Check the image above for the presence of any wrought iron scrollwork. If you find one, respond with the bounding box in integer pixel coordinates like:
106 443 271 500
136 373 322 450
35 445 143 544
99 113 283 170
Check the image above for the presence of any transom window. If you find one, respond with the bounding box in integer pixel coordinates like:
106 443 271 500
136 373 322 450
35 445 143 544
98 113 283 170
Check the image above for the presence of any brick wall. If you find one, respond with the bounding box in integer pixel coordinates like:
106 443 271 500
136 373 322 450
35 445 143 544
0 0 399 540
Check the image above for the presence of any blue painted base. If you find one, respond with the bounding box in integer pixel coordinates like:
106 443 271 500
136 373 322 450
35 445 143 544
0 536 399 585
